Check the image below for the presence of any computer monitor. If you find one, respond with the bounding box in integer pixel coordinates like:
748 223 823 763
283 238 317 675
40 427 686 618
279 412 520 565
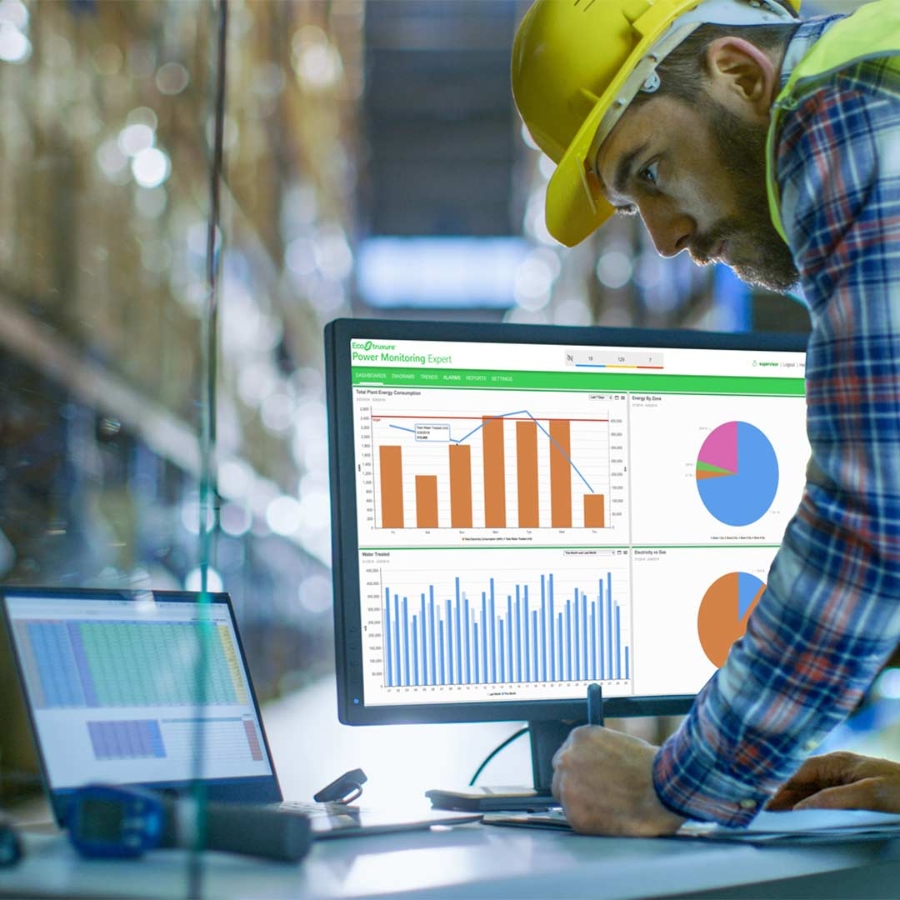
324 317 809 791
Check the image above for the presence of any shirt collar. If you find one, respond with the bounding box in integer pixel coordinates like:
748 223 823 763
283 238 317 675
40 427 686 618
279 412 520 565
779 14 846 91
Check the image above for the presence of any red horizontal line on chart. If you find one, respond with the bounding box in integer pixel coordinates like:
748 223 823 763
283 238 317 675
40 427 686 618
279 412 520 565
373 415 610 423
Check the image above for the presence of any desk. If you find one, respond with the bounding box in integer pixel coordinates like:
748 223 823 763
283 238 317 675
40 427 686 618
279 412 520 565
3 822 900 899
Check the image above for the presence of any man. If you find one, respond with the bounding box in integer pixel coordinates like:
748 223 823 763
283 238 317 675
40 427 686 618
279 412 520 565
512 0 900 834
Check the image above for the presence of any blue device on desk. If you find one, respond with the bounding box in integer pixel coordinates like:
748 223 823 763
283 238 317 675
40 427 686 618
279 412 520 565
66 785 164 858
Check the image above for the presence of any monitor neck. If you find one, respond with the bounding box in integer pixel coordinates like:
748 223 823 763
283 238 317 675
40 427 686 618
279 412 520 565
529 719 582 791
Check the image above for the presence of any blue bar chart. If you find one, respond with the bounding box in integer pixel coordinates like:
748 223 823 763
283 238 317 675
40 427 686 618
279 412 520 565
381 569 630 688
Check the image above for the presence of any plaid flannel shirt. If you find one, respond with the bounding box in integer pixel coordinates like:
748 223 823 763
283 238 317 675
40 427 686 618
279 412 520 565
654 13 900 826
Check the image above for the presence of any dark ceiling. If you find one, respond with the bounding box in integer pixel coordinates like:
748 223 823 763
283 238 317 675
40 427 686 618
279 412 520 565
362 0 522 238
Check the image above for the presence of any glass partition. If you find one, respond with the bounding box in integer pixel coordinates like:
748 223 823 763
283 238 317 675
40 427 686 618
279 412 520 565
0 0 361 820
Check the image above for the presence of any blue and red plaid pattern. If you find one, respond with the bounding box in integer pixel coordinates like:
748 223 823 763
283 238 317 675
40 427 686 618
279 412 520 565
654 13 900 826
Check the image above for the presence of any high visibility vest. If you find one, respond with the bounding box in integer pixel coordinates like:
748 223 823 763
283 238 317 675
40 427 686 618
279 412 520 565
766 0 900 242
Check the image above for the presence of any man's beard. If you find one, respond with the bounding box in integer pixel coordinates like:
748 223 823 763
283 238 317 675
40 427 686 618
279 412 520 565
691 100 800 294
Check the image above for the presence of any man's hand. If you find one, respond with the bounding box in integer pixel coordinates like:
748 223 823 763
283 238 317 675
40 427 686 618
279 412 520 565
551 725 685 836
767 751 900 813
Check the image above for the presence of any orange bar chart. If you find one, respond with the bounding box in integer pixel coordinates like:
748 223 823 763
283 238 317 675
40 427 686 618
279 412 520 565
482 416 506 527
549 420 572 528
584 493 605 528
516 421 539 527
373 410 610 530
449 444 473 528
379 446 404 528
415 475 439 528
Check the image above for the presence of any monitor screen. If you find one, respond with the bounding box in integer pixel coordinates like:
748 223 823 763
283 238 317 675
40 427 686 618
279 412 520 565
325 319 809 727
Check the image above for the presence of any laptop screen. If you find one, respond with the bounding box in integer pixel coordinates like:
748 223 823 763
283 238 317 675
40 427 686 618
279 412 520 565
2 589 277 800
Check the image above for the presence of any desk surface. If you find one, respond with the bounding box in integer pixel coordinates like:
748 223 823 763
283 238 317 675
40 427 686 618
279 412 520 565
3 821 900 900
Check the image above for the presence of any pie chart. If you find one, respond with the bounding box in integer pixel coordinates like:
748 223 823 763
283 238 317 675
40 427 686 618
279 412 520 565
698 572 766 668
696 421 779 526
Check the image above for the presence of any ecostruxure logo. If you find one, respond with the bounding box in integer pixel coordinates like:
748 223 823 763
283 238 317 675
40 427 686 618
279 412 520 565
350 339 451 367
352 340 396 352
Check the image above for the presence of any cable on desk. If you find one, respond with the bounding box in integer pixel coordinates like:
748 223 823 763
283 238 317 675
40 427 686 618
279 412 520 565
468 727 529 786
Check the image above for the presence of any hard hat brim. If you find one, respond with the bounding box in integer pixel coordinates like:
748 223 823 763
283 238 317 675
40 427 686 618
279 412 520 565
545 28 667 248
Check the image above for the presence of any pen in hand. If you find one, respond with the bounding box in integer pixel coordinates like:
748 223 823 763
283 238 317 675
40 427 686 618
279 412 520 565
587 682 604 727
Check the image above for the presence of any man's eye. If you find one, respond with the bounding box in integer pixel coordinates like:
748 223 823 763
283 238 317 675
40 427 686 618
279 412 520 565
638 161 659 186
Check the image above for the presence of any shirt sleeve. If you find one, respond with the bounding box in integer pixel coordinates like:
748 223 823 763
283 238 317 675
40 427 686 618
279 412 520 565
653 71 900 826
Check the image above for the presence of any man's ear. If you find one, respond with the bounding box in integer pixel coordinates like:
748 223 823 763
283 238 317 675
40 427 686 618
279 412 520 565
704 37 779 120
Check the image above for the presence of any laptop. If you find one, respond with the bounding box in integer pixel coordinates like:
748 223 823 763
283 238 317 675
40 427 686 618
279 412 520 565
0 586 481 839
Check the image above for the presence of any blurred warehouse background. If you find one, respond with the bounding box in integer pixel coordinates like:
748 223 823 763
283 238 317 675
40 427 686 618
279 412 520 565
0 0 881 801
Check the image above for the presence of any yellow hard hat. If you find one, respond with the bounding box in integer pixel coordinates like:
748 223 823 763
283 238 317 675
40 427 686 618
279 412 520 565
511 0 801 247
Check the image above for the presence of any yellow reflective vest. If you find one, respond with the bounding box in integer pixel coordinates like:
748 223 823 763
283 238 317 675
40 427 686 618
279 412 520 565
766 0 900 241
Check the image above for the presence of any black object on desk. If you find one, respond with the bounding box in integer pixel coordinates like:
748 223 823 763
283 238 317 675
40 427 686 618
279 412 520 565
64 784 312 863
425 787 557 813
313 768 367 804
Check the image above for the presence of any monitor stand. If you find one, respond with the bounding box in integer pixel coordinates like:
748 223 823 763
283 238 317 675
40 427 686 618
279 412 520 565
425 718 583 812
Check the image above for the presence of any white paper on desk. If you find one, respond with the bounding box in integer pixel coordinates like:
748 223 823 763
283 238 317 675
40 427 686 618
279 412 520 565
678 809 900 843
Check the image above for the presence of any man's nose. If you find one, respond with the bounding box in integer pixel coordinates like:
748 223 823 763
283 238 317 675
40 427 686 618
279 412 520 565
641 206 694 258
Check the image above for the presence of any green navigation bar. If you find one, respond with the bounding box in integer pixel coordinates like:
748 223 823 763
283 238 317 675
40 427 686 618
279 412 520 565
351 367 804 396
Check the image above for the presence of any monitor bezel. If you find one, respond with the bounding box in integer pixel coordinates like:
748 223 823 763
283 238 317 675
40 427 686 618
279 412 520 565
325 317 808 726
